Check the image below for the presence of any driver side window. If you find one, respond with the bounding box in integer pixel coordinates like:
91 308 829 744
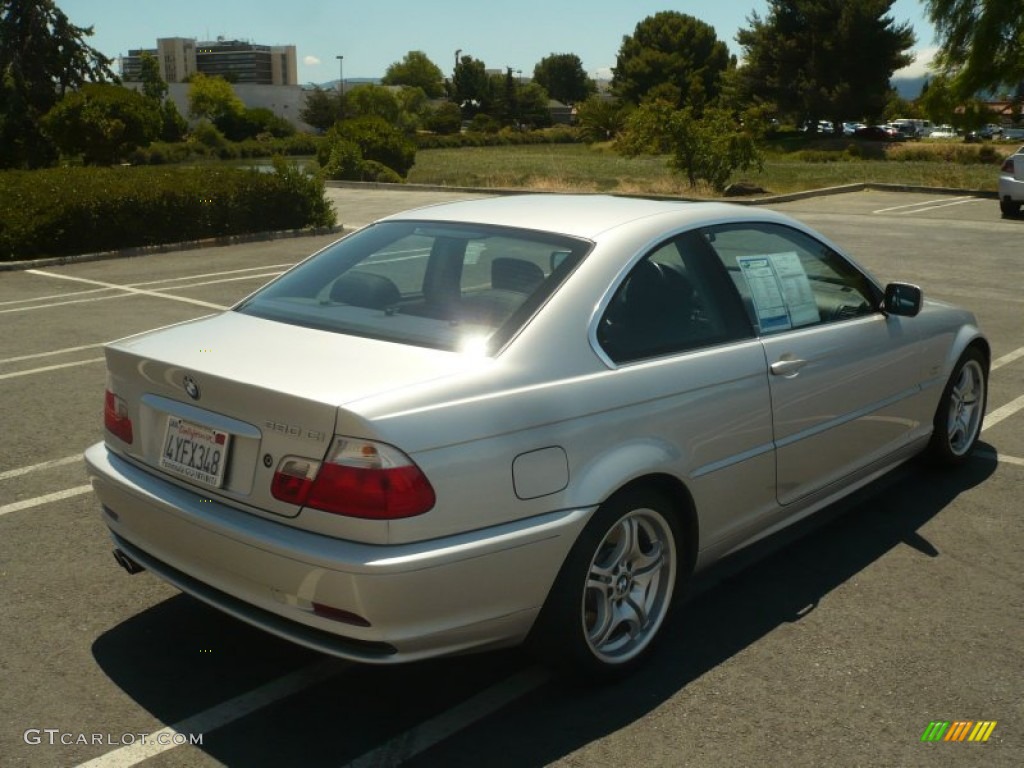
701 223 880 335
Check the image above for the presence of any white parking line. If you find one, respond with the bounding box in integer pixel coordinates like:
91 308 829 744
343 667 550 768
983 393 1024 432
73 659 343 768
0 286 117 306
149 271 283 292
127 263 295 287
895 198 983 215
872 196 974 215
872 197 975 214
0 357 105 381
0 454 82 481
25 270 227 310
0 485 92 517
992 345 1024 371
0 342 106 365
976 449 1024 468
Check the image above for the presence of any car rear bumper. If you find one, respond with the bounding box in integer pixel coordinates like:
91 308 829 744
998 174 1024 202
84 442 591 663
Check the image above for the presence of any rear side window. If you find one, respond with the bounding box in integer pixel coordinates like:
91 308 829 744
597 231 754 364
236 221 590 354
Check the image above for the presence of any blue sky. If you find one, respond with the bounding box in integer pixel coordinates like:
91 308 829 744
60 0 938 85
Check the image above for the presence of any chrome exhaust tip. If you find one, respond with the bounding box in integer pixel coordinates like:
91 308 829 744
113 548 145 575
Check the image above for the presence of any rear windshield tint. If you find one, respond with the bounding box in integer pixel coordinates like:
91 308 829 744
235 221 591 354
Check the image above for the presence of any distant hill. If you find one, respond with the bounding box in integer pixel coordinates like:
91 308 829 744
892 76 928 100
310 78 381 90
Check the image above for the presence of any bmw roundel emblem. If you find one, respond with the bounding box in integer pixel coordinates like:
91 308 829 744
183 375 201 400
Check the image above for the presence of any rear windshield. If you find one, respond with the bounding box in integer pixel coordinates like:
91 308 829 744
235 220 591 354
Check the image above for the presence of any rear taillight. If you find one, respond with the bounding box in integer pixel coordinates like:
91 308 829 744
104 390 133 444
275 437 434 519
1002 158 1015 173
270 457 319 505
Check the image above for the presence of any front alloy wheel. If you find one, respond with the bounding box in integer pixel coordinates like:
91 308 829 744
928 346 987 464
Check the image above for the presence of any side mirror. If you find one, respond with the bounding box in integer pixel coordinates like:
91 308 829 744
883 282 923 317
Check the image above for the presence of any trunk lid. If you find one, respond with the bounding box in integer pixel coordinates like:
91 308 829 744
104 311 485 518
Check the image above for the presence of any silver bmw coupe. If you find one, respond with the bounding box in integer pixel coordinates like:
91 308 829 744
85 195 989 677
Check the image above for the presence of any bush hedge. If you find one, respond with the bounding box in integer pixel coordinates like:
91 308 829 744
416 125 581 150
0 162 336 261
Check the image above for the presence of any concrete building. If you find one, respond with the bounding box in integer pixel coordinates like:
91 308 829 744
122 37 297 86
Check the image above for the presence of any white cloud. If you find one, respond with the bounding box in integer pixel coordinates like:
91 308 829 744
304 55 321 66
895 46 939 79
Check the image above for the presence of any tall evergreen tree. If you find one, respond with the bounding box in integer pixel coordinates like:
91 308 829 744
736 0 914 129
0 0 115 168
533 53 593 105
613 12 730 110
927 0 1023 98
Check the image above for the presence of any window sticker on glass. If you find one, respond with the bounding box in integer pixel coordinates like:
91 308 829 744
737 252 819 332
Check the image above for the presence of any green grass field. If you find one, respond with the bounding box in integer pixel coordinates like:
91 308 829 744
406 140 1009 196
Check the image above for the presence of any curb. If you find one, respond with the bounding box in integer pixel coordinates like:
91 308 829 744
0 225 346 273
328 179 999 204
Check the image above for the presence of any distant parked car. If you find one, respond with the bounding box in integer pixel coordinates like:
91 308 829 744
978 124 1003 139
842 122 866 136
854 125 899 141
998 147 1024 217
927 125 957 139
1002 127 1024 141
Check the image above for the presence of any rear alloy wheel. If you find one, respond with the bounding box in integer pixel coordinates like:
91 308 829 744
532 487 683 679
1000 199 1021 217
928 347 987 465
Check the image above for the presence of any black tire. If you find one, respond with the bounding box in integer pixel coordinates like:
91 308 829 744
1000 199 1021 218
927 346 987 465
529 486 686 680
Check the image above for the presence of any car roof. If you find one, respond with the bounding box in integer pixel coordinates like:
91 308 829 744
376 194 755 241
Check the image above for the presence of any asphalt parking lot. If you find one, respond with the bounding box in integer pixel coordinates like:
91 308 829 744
1 188 1021 767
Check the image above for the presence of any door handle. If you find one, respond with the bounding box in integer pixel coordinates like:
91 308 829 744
770 358 808 377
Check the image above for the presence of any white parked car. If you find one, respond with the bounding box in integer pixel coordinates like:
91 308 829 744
927 125 957 139
85 195 990 677
999 147 1024 217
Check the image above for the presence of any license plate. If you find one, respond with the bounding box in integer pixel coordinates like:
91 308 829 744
160 416 231 488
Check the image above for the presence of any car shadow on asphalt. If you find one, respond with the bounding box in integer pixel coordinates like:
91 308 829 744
403 450 999 767
90 450 997 766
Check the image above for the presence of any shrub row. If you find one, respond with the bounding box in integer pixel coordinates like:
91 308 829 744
0 162 336 261
128 134 322 165
416 126 581 150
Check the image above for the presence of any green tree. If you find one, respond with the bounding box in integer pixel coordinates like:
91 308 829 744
299 85 344 133
317 115 416 178
346 83 425 134
216 106 294 141
517 81 553 128
0 0 116 168
533 53 594 104
138 51 167 101
187 73 244 122
927 0 1023 98
382 50 445 98
617 101 763 192
613 12 730 109
41 83 160 164
736 0 914 130
575 96 632 142
451 55 491 116
423 101 462 134
159 99 187 142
